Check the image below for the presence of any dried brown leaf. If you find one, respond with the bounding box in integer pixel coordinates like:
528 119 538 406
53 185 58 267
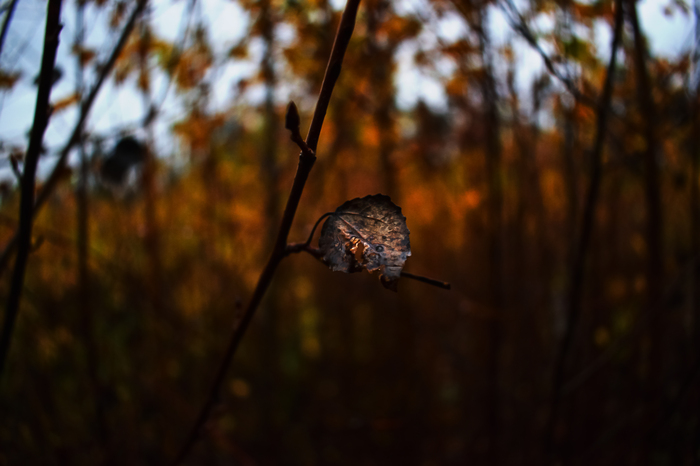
71 45 97 67
0 69 21 90
52 93 80 112
318 194 411 291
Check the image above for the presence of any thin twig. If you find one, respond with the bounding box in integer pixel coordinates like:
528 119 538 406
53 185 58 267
0 0 63 380
628 0 664 411
0 0 148 278
169 1 361 464
0 0 18 60
544 0 624 461
8 153 21 184
151 0 198 126
497 0 596 108
285 242 323 258
400 271 451 290
285 236 451 290
300 211 333 246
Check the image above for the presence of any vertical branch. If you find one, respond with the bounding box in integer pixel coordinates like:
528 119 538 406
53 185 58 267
258 0 282 450
544 0 624 462
75 0 89 359
0 0 63 379
691 0 700 375
474 5 504 464
138 11 163 315
507 51 529 308
693 94 700 355
170 1 361 464
261 0 279 244
558 0 580 266
74 0 108 449
366 0 397 198
627 0 664 404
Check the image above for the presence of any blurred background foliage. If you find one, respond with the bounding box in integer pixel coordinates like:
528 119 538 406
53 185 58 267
0 0 699 464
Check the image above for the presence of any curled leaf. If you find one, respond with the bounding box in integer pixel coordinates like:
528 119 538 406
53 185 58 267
318 194 411 291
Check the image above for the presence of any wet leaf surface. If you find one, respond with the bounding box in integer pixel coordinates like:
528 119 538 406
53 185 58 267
318 194 411 291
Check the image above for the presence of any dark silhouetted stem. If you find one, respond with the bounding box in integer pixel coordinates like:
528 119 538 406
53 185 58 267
498 0 596 108
0 0 63 380
544 1 624 462
474 5 504 464
628 0 664 408
400 272 451 290
74 0 109 450
170 1 361 464
0 0 147 278
0 0 18 60
284 240 451 290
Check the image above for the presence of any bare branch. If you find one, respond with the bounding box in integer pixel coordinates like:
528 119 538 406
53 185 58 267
8 153 21 185
0 0 63 380
400 271 451 290
169 1 362 464
544 0 624 460
0 0 148 278
497 0 597 108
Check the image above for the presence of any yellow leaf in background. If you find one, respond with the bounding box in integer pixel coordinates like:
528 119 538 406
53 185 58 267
109 1 127 30
174 48 213 90
0 69 21 90
138 69 150 92
445 77 465 97
230 379 251 398
228 42 249 59
52 93 80 113
71 45 97 67
380 15 422 45
173 111 226 152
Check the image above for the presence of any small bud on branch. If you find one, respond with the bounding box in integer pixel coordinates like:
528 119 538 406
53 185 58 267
285 101 300 131
285 101 314 159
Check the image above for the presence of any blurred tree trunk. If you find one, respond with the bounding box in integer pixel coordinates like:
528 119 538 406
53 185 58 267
139 17 163 316
259 0 282 455
507 61 527 309
261 0 279 250
546 0 624 460
627 0 664 410
508 63 547 315
366 0 398 199
688 1 700 455
74 0 108 455
475 6 503 464
558 1 579 254
691 0 700 358
693 110 700 348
